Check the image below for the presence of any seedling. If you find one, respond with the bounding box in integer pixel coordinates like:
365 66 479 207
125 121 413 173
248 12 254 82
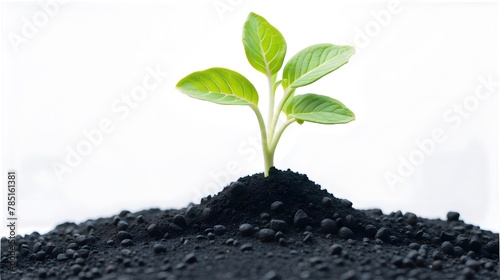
176 12 356 177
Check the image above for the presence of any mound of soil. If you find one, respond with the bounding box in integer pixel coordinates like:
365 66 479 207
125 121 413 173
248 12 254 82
1 169 499 279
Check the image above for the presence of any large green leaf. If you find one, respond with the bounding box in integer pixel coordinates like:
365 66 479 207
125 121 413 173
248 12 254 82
283 44 355 88
243 12 286 76
176 68 258 106
283 93 355 124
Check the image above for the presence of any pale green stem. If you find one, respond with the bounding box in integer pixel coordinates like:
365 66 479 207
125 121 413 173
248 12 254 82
250 104 272 177
269 87 295 145
269 118 296 156
266 74 276 146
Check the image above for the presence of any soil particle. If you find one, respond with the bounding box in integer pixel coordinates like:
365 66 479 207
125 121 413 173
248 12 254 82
340 269 357 280
67 242 78 250
56 254 68 261
338 227 354 239
117 221 129 231
35 251 46 261
70 264 82 275
440 231 455 241
37 268 47 278
374 227 391 242
183 253 197 264
172 214 186 228
293 209 309 228
270 201 285 213
447 211 461 221
259 228 276 242
116 231 132 241
120 239 133 247
441 241 454 254
329 244 343 255
406 212 418 225
321 197 333 208
468 237 482 252
340 199 353 209
207 232 215 240
32 242 42 253
320 218 338 234
263 270 282 280
455 234 470 249
484 240 499 254
269 219 287 232
364 224 377 238
147 223 159 237
240 242 253 252
213 225 227 235
454 246 465 256
136 215 145 224
409 242 420 250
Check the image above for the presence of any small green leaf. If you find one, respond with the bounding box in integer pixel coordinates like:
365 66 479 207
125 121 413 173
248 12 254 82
283 93 355 124
283 44 355 88
176 67 258 106
243 12 287 76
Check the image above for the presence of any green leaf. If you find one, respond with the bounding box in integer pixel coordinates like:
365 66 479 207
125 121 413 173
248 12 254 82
283 44 355 88
283 93 355 124
243 12 287 76
176 68 258 106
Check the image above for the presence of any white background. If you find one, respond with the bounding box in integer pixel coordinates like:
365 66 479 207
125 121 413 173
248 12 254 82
1 0 498 236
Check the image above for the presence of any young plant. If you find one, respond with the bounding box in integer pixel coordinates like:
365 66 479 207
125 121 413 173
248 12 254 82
176 12 356 177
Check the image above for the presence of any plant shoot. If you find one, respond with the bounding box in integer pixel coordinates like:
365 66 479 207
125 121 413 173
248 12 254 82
176 12 356 176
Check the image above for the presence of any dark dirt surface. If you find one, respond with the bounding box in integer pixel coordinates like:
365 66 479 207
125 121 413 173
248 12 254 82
1 168 499 279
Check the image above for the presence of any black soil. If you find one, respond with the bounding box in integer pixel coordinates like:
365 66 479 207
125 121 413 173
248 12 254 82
1 168 499 279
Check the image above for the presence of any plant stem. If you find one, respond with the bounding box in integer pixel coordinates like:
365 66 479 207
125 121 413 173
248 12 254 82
269 118 296 156
250 104 272 177
258 80 295 177
269 87 294 145
257 83 296 177
267 74 276 143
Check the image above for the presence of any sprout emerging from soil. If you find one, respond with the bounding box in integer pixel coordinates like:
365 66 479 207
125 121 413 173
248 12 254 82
176 12 356 176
